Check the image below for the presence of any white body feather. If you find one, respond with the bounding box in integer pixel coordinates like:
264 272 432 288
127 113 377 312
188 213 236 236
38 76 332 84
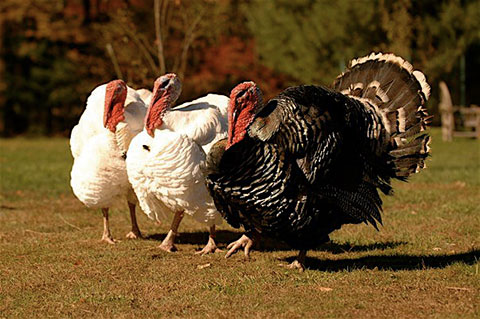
126 94 229 225
163 94 229 154
136 88 153 106
70 84 147 208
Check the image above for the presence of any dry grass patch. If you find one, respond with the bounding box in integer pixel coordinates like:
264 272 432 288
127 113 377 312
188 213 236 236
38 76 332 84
1 129 479 318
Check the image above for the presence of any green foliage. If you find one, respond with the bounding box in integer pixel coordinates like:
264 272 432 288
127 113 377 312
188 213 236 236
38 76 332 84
244 0 383 84
244 0 480 87
244 0 382 84
415 0 480 79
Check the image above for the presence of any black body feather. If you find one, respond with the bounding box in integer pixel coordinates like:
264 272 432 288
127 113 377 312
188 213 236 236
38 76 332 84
204 53 430 250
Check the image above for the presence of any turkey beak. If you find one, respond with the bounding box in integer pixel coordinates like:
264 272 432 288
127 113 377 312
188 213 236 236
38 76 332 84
104 80 127 132
232 109 238 123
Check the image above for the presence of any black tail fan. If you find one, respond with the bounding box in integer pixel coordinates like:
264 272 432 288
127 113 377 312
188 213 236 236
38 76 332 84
332 52 431 178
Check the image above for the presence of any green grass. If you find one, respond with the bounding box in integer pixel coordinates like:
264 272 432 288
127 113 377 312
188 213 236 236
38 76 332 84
0 128 479 318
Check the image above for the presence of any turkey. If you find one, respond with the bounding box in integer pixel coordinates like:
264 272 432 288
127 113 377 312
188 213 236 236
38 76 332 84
136 88 153 106
126 73 229 254
70 79 147 243
203 52 431 270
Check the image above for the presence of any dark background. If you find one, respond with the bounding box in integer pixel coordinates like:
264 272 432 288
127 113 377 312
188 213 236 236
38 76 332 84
1 0 479 137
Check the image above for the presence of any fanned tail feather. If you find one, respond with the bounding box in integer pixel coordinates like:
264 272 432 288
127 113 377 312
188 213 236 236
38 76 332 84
333 52 431 179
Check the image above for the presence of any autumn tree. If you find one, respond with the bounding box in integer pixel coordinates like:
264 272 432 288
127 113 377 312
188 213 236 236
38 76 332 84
97 0 230 94
0 0 106 136
1 0 478 136
0 0 231 135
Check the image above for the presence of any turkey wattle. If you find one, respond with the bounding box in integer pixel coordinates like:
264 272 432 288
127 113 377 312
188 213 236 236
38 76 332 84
204 52 431 270
70 79 148 243
126 73 228 254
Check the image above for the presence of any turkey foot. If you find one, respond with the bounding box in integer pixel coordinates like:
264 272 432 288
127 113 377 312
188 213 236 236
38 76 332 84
225 234 254 259
126 201 143 239
101 233 116 244
158 210 184 252
285 260 304 272
195 225 222 255
101 208 116 244
195 236 221 255
125 230 142 239
280 250 306 272
159 230 178 252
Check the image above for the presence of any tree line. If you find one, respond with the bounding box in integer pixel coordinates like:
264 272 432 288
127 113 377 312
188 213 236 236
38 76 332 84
1 0 478 136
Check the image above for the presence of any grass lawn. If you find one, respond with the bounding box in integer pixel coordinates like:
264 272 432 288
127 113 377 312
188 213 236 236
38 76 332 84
0 128 479 318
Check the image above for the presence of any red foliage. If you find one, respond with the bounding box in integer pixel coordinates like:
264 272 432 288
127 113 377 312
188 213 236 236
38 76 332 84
187 37 291 100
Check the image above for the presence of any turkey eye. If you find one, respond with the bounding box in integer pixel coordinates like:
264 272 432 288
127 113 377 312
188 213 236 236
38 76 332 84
143 145 150 151
159 79 170 89
236 89 247 99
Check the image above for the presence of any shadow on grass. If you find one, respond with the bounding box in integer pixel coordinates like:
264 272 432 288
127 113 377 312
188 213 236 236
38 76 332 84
143 231 479 271
145 230 242 244
313 241 408 254
283 249 480 272
146 230 407 254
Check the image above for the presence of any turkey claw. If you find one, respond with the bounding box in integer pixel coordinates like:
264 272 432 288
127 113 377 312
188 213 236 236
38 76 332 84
195 237 222 255
125 230 143 239
225 234 253 259
195 245 222 255
279 260 305 272
101 234 116 245
158 243 178 252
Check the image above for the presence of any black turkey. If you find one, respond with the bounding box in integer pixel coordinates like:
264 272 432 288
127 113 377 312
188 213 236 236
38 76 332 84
203 52 431 270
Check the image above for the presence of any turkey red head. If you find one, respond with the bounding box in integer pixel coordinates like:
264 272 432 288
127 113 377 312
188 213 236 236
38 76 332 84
104 79 128 132
227 81 263 149
145 73 182 137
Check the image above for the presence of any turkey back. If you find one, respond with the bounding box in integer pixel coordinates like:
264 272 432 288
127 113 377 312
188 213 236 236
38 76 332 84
332 52 431 178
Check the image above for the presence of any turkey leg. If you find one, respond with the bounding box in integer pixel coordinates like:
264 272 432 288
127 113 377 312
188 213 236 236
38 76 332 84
125 201 143 239
101 208 116 244
159 210 184 252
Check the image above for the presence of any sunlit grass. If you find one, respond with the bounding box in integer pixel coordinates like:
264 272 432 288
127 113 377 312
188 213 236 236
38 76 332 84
0 128 479 318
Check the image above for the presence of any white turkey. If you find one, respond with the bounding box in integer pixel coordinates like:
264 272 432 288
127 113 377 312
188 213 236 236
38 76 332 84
136 88 153 106
126 73 229 254
203 52 431 270
70 79 147 243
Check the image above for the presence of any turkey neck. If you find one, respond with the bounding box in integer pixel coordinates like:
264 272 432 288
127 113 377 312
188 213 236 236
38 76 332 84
145 90 174 136
104 80 127 132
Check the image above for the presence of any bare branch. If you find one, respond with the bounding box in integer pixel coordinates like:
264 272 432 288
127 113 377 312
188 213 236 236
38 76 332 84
154 0 166 74
177 10 204 79
105 43 123 79
138 33 158 59
160 0 170 44
116 20 159 75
